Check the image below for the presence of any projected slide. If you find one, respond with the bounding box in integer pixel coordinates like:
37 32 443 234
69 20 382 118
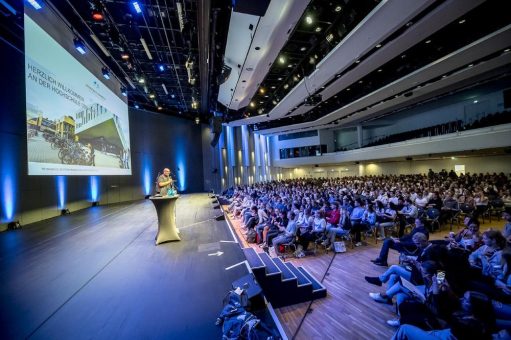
24 14 131 175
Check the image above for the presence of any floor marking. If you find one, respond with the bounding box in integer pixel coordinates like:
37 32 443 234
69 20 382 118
225 260 247 270
220 240 237 243
208 251 224 257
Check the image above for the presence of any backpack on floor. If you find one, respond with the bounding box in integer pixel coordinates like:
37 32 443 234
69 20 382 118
245 229 257 243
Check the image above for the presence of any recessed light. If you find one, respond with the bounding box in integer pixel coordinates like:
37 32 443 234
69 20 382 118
425 40 431 44
377 69 382 72
468 64 474 67
458 19 466 24
278 77 283 81
504 48 510 53
346 88 350 91
358 80 363 84
355 60 360 63
283 84 289 89
250 102 255 107
305 16 313 25
288 64 293 68
315 27 322 32
271 86 276 89
278 56 285 64
375 44 381 48
473 100 478 104
334 5 342 12
300 46 307 51
259 88 265 94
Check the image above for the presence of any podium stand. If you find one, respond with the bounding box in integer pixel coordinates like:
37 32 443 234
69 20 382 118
149 195 181 245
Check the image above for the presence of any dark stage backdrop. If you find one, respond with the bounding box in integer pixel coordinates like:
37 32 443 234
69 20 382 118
0 35 204 228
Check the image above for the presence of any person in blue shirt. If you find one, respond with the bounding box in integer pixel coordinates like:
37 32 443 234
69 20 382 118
350 199 367 247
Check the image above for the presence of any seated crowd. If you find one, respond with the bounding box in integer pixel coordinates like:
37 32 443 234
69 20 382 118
224 170 511 338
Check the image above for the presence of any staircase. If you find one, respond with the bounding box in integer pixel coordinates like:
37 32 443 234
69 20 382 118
243 247 327 308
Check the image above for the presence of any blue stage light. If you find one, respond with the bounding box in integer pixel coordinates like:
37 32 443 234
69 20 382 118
142 154 152 195
132 1 142 14
158 64 165 72
102 67 111 80
56 176 67 210
27 0 43 10
90 176 100 202
134 104 139 109
121 86 128 97
1 135 18 223
175 140 187 192
73 37 86 55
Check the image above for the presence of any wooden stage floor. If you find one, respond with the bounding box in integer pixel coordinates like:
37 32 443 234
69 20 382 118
0 194 249 339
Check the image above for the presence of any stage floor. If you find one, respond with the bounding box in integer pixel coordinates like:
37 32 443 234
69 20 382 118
0 194 249 339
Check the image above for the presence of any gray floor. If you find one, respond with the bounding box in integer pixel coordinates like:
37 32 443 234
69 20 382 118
0 194 248 339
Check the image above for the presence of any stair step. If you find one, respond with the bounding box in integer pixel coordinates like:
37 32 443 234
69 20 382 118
242 247 265 270
258 252 282 277
297 267 327 298
271 257 297 282
285 263 312 287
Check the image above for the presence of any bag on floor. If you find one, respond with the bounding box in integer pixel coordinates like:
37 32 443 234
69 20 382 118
245 229 257 243
334 241 347 253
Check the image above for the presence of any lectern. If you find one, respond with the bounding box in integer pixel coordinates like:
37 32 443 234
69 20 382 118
149 195 181 245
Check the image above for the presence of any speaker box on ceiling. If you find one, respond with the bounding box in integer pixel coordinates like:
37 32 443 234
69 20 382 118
232 0 271 17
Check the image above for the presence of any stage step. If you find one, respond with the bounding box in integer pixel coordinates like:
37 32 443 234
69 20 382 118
243 247 265 270
285 262 312 287
297 266 327 299
258 252 282 277
271 257 296 282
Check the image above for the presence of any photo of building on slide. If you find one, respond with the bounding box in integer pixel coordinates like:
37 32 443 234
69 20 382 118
27 102 130 169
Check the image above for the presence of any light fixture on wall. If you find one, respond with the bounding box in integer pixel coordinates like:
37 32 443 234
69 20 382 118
73 37 87 54
61 208 70 215
7 220 21 230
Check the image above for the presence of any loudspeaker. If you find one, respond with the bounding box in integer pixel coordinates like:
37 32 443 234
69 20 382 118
211 116 223 134
217 64 232 85
232 0 271 17
210 133 221 147
232 274 265 309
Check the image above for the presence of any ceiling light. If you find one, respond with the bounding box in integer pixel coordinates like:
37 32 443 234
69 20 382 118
305 16 313 25
132 1 142 14
249 102 255 108
134 104 139 109
149 93 155 99
346 88 350 91
73 37 86 54
300 46 307 51
326 33 334 43
473 100 478 104
140 38 153 60
272 100 277 105
90 34 111 57
121 52 129 60
376 44 382 48
293 75 298 82
425 40 431 44
287 64 293 68
176 2 185 32
195 117 200 124
278 56 285 64
277 77 283 81
158 64 165 72
283 84 289 89
504 48 510 53
271 86 275 89
138 77 145 84
377 69 382 72
315 27 322 32
458 19 466 24
162 83 168 95
92 9 104 21
259 88 265 94
355 60 360 63
157 106 162 110
27 0 43 10
468 64 474 68
120 86 127 96
171 94 176 98
334 5 342 12
101 67 110 80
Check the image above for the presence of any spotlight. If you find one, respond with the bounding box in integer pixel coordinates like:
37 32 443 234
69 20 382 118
138 77 145 84
158 64 165 72
92 201 99 207
149 93 155 99
61 208 70 215
7 221 21 230
102 67 111 79
121 52 130 60
92 9 104 21
278 56 285 64
27 0 43 10
195 116 200 124
134 104 140 109
132 1 142 14
73 37 86 54
121 86 128 96
305 16 313 25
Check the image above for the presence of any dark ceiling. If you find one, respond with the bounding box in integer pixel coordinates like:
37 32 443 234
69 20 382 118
1 0 231 122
